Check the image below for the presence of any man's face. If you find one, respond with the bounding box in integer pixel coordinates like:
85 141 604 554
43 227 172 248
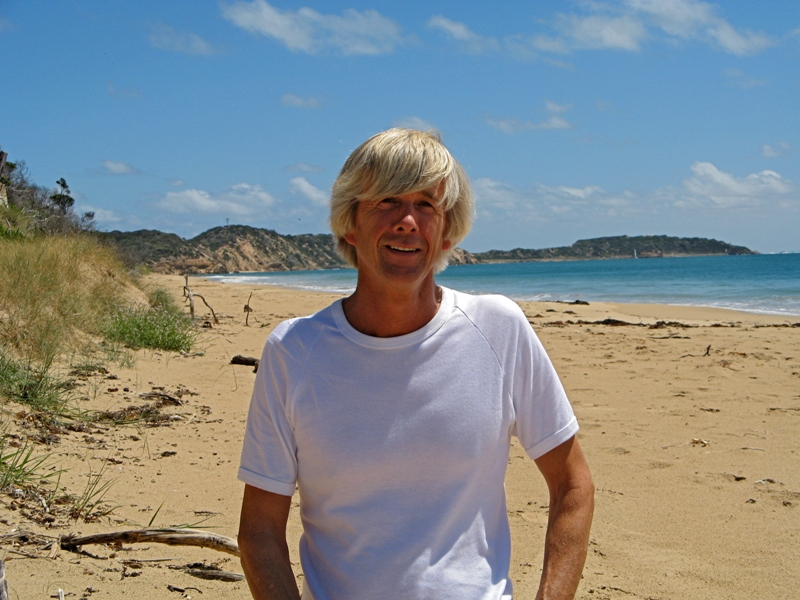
344 186 452 289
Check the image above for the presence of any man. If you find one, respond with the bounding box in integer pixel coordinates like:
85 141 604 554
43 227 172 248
238 128 594 600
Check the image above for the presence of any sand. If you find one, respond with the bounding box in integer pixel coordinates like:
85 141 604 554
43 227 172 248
2 274 798 599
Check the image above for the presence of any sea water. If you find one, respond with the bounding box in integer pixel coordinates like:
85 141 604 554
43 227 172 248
205 253 800 317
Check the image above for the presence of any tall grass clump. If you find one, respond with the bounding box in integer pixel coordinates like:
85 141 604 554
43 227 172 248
0 235 126 367
102 288 197 353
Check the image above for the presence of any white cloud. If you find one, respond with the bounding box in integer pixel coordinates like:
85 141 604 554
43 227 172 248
624 0 775 55
102 160 138 175
486 101 572 134
391 116 436 131
556 14 647 51
285 163 323 173
682 162 793 207
159 183 276 215
436 1 775 60
427 16 500 53
221 0 406 55
289 177 328 207
723 68 768 89
281 93 321 108
169 179 185 187
762 142 792 158
471 162 797 228
149 24 218 56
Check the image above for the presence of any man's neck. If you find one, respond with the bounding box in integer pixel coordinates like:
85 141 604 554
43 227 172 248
342 276 442 338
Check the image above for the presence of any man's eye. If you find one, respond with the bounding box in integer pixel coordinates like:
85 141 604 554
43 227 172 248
379 198 397 205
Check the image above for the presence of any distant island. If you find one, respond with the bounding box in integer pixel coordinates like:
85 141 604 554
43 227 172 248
99 227 755 274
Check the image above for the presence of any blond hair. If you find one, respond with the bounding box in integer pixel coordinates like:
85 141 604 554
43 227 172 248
329 128 474 272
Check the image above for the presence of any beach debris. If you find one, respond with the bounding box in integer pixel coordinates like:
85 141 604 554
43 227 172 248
231 355 259 373
0 559 9 600
691 438 710 447
167 584 203 594
183 276 219 324
61 528 241 557
746 498 756 503
755 478 777 484
139 391 183 406
699 407 720 412
244 291 254 326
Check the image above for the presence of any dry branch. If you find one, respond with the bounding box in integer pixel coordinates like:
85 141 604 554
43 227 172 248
245 291 254 326
183 275 195 320
0 559 9 600
61 528 240 557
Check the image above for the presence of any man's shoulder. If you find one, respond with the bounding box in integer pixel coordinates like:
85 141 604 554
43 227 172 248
266 301 339 353
449 288 526 325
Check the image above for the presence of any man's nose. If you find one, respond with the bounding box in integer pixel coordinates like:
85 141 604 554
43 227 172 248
393 205 418 231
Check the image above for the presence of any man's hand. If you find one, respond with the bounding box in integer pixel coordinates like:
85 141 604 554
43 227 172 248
533 436 595 599
239 484 301 600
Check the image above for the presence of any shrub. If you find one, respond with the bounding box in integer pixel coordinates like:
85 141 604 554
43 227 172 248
102 305 197 353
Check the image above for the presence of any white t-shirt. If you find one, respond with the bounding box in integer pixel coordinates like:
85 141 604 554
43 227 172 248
239 287 578 600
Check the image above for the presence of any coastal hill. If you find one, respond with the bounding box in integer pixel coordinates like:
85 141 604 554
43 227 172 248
100 228 754 274
474 235 754 262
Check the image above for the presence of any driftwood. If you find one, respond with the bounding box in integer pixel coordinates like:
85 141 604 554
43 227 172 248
183 275 196 319
231 355 259 372
0 559 9 600
61 528 240 557
244 291 254 326
183 275 220 324
186 568 244 582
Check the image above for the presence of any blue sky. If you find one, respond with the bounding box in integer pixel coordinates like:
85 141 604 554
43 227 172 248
1 0 798 252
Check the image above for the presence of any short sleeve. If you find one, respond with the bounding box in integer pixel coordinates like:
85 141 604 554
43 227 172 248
511 315 579 460
238 328 299 496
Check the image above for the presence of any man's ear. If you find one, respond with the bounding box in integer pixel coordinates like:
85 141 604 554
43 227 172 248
442 239 452 251
344 231 356 246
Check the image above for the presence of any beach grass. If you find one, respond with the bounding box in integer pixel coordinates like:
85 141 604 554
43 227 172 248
102 288 197 353
0 235 126 366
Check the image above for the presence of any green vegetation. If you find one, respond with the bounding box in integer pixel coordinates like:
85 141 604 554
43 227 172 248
100 225 348 274
0 235 126 365
102 298 197 353
0 149 204 524
0 435 58 490
474 235 754 262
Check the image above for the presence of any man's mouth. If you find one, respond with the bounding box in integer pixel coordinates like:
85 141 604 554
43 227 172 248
388 246 419 252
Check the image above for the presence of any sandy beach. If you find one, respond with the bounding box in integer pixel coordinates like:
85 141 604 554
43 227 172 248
3 274 799 599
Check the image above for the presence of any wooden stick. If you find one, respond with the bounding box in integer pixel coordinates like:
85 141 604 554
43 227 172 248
0 558 9 600
183 275 195 320
192 293 219 324
61 528 240 557
244 292 253 326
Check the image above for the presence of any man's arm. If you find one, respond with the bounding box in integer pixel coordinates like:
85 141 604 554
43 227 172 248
238 484 301 600
533 436 595 600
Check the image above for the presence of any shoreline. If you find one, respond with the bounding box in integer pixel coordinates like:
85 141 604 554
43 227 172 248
200 275 800 322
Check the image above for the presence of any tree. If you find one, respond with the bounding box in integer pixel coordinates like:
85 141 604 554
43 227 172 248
49 177 75 212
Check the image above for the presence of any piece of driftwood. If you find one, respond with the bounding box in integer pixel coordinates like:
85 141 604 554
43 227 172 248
186 568 244 582
193 293 219 324
61 528 240 557
0 558 9 600
245 292 254 326
183 275 196 319
231 355 259 373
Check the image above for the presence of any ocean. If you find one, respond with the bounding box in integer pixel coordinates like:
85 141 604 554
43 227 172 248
205 253 800 317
